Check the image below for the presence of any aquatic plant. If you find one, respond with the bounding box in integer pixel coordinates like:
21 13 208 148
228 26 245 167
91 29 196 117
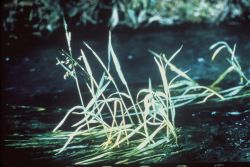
53 22 180 161
51 22 250 165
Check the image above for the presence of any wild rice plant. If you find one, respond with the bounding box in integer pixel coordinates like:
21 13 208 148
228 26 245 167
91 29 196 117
54 22 179 156
209 41 249 98
52 23 249 164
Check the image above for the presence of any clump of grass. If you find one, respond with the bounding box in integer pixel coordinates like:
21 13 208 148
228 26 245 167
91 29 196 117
54 21 179 156
209 41 249 97
52 22 249 165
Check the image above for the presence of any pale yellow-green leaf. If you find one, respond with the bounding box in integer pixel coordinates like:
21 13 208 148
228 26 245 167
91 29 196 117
211 45 226 61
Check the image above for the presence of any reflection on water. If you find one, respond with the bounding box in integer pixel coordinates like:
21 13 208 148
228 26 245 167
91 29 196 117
3 102 250 165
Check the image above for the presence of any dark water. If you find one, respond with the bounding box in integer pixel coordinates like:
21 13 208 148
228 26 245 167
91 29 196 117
2 24 250 166
3 24 250 101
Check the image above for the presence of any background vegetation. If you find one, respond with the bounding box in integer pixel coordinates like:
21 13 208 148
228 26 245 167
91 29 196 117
2 0 250 37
